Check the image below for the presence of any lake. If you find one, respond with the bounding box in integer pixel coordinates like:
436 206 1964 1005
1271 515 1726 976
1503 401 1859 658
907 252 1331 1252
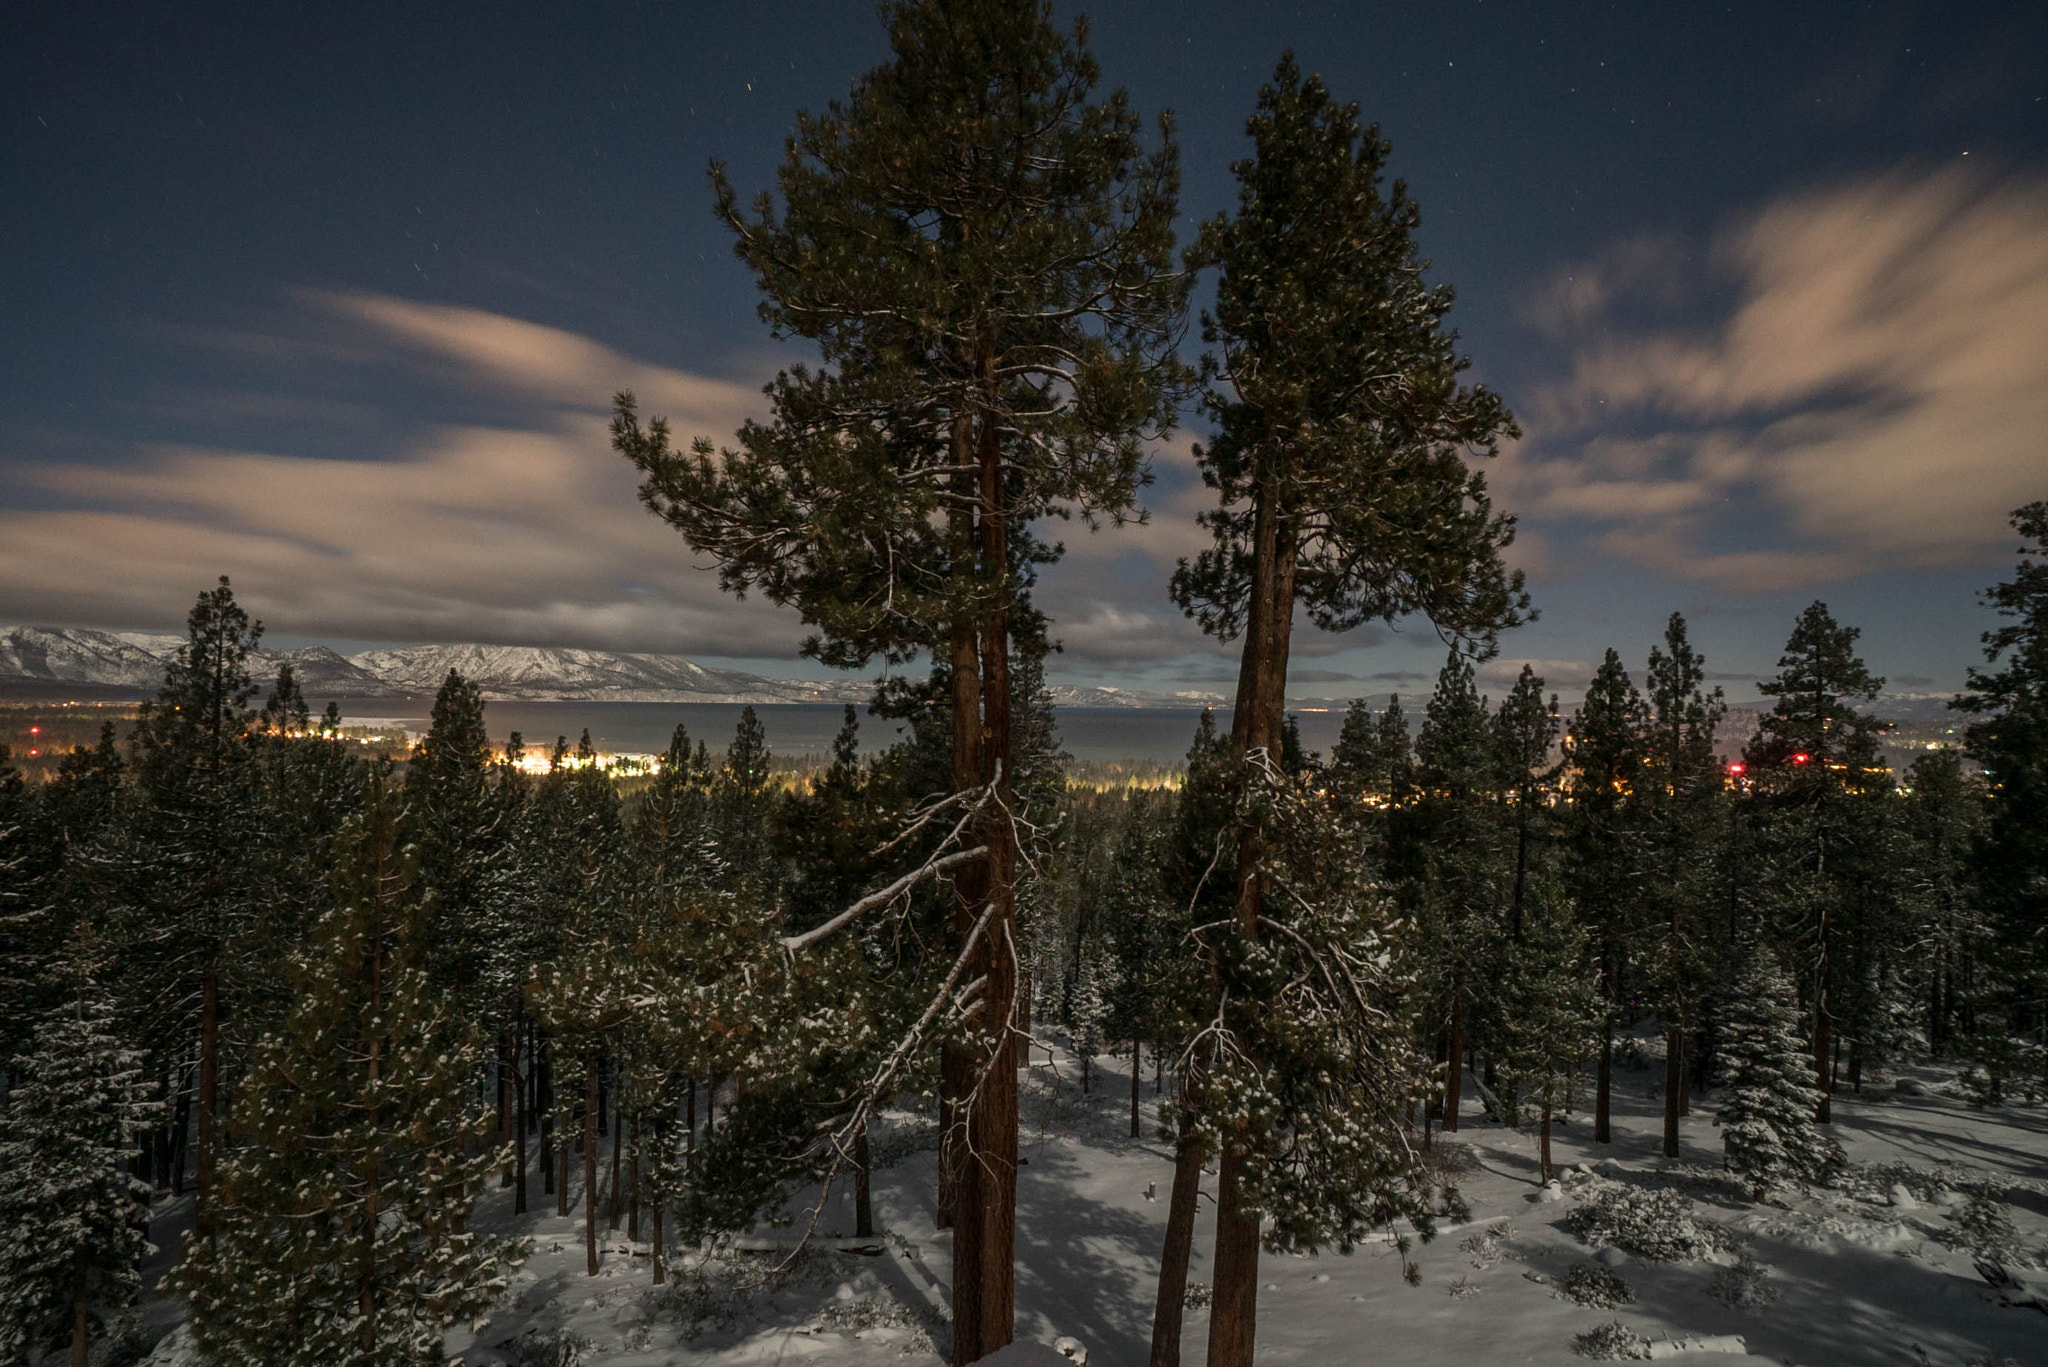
310 698 1362 766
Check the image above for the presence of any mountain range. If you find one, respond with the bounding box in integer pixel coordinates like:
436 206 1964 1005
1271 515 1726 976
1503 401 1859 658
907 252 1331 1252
0 625 1221 708
0 624 1969 718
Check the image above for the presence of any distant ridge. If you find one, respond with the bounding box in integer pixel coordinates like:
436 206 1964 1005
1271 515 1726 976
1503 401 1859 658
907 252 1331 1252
0 625 1967 715
0 625 1209 708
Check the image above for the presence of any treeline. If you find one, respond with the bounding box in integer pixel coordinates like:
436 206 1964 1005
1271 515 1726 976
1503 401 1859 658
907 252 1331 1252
1 504 2043 1364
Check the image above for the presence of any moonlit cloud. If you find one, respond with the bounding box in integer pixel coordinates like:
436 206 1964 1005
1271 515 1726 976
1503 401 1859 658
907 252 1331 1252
0 294 807 656
1503 167 2048 590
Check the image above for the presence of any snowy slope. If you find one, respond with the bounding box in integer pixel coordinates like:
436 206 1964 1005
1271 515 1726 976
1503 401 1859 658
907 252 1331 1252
0 625 174 687
131 1049 2048 1367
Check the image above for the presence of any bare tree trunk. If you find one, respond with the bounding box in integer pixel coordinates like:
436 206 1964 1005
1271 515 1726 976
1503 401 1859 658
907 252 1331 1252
1540 1104 1554 1183
1149 1122 1206 1367
854 1119 875 1240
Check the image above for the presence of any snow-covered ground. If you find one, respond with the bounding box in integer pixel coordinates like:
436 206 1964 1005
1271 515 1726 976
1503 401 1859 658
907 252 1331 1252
134 1048 2047 1367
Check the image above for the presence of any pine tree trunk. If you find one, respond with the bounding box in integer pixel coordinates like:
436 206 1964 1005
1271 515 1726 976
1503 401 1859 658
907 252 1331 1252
169 1065 192 1195
515 1024 529 1214
499 1031 514 1186
1208 1146 1261 1367
1131 1035 1142 1139
585 1058 599 1276
652 1153 666 1288
685 1073 696 1168
1814 982 1833 1125
197 970 218 1228
937 569 981 1252
1203 482 1297 1367
854 1119 875 1240
1678 1032 1693 1116
71 1293 88 1367
1149 1124 1206 1367
1595 963 1615 1145
609 1096 624 1231
1444 988 1467 1135
628 1113 640 1242
954 406 1021 1364
1540 1105 1553 1183
1662 1028 1681 1158
540 1035 557 1201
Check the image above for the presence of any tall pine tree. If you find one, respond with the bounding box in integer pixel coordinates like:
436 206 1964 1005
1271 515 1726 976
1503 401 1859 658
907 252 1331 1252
612 4 1188 1354
0 969 160 1367
1162 55 1525 1365
177 767 515 1366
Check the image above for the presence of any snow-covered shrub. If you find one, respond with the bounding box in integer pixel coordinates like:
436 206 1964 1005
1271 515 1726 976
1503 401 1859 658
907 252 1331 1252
1561 1262 1635 1309
1841 1160 1956 1207
659 1246 828 1335
866 1117 939 1168
1566 1186 1728 1262
86 1318 154 1367
1461 1221 1515 1268
816 1294 948 1356
1446 1274 1481 1298
1708 1251 1779 1309
1571 1321 1651 1360
1419 1141 1478 1181
1182 1280 1213 1309
502 1327 590 1367
1953 1191 2024 1263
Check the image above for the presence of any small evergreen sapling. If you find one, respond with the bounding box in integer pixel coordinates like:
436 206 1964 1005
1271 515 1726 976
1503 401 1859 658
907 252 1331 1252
0 974 160 1367
1495 897 1600 1182
1718 950 1844 1197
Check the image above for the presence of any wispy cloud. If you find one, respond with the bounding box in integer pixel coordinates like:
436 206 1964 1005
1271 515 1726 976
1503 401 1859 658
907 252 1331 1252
0 293 802 656
1504 166 2048 590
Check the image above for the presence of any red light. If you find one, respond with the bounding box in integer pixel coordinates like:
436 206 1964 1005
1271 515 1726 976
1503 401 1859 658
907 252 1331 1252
28 726 38 735
1792 753 1810 764
1728 762 1745 775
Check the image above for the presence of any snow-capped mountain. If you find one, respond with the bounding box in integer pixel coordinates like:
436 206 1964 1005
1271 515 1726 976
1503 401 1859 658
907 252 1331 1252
0 626 878 704
0 626 391 696
344 643 869 703
0 626 182 688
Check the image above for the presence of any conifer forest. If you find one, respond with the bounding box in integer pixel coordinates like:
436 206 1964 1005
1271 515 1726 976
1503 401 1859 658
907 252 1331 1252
3 4 2047 1366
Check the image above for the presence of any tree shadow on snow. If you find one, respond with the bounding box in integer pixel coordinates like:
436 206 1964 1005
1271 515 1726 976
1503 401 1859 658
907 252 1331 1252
1010 1137 1176 1365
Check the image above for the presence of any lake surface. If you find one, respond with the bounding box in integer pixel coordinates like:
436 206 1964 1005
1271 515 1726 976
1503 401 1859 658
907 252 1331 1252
311 698 1361 766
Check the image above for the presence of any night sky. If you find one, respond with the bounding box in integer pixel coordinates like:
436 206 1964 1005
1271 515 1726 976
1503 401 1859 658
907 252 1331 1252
6 1 2046 703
